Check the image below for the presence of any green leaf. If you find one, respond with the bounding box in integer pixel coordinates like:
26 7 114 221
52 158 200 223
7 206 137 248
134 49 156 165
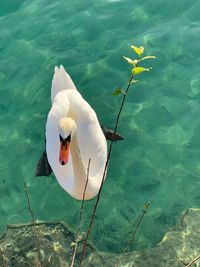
112 87 123 96
131 45 144 57
123 56 139 67
140 56 156 61
144 201 150 210
131 79 139 84
123 56 134 65
131 67 150 75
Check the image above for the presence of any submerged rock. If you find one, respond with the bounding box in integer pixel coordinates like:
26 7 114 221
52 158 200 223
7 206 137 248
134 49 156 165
120 208 200 267
0 208 199 266
0 221 114 267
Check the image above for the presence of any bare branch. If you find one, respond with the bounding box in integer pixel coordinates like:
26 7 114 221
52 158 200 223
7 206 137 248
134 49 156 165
118 201 150 265
186 255 200 267
124 201 150 254
114 201 150 267
70 159 91 267
24 182 42 267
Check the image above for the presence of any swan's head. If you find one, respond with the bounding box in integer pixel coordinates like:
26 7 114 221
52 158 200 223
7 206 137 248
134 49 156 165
58 117 77 165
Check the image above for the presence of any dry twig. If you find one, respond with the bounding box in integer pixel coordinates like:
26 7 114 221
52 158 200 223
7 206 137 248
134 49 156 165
123 201 150 254
24 182 42 267
70 159 91 267
115 201 150 267
186 255 200 267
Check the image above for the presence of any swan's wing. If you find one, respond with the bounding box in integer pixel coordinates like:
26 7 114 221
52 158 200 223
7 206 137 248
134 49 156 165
77 118 107 178
67 90 107 177
51 65 77 103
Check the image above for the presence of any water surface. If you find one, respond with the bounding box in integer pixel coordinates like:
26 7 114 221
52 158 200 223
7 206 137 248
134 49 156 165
0 0 200 253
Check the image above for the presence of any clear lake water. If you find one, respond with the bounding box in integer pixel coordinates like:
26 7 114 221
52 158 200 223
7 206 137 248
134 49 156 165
0 0 200 253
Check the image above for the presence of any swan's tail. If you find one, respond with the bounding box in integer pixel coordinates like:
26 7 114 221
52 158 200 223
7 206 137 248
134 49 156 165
51 65 77 103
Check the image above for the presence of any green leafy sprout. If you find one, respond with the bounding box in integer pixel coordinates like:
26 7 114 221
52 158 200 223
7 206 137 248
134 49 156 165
79 44 156 263
113 44 156 96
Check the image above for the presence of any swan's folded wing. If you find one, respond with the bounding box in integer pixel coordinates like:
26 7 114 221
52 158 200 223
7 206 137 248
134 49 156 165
35 150 52 177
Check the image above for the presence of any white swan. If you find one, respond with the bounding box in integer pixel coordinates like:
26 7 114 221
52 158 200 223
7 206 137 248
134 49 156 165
46 65 107 200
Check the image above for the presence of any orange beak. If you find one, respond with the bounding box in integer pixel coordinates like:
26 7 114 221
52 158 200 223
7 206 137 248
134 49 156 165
59 141 70 165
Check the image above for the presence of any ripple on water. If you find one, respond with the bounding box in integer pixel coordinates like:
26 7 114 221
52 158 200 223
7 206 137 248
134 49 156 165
0 0 200 254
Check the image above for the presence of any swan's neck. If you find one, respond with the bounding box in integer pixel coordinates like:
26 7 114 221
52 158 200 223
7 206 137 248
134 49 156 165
70 132 88 196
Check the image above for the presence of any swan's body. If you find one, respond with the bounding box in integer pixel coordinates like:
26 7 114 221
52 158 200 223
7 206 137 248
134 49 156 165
46 66 107 200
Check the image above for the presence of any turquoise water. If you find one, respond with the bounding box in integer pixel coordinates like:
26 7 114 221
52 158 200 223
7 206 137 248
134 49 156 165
0 0 200 253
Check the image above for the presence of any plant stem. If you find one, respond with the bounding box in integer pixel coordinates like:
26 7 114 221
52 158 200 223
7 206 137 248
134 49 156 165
79 75 134 266
24 182 42 267
123 202 150 252
70 159 91 267
114 201 150 267
186 255 200 267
